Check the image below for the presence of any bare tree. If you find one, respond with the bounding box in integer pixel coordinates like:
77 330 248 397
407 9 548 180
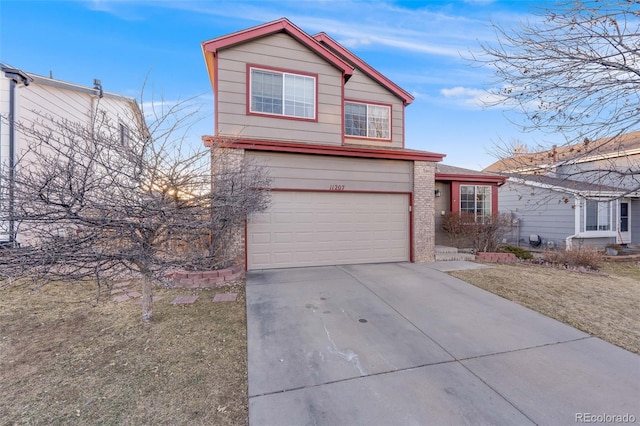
0 98 270 323
477 0 640 193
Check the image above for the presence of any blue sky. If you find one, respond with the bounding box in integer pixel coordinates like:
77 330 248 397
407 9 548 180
0 0 559 170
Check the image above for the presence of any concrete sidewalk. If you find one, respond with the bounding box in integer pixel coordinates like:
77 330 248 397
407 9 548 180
246 262 640 425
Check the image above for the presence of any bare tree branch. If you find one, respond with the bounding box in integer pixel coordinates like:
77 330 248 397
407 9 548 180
0 96 270 323
475 0 640 195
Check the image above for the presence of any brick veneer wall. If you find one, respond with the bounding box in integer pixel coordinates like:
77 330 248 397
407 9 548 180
211 147 246 268
413 161 436 262
475 252 517 263
168 265 245 288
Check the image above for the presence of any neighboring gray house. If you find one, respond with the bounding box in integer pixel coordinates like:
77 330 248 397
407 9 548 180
486 132 640 248
498 174 635 248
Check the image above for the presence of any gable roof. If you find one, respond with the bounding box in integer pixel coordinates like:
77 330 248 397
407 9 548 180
201 18 354 83
313 32 414 105
436 163 506 185
485 131 640 173
2 63 135 103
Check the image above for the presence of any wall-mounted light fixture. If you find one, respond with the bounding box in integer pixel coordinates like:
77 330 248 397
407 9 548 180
434 189 441 197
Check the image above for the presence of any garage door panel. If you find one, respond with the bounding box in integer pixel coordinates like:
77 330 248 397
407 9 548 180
247 191 410 269
273 232 293 243
252 232 271 244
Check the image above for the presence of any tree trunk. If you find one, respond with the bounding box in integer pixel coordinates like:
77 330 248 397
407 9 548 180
141 275 153 323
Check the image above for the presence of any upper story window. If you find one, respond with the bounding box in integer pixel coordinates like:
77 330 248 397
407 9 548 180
345 101 390 140
119 123 130 146
250 67 316 119
585 200 611 231
460 185 491 222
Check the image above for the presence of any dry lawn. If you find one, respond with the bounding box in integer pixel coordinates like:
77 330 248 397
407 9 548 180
0 280 248 425
450 261 640 354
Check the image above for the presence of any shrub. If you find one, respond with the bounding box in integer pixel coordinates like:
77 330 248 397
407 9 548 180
498 244 533 260
441 212 512 252
542 247 603 271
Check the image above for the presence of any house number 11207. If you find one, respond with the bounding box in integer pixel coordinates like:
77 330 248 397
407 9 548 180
329 185 345 191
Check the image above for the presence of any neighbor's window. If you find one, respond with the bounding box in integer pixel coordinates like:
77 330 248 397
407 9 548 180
460 185 491 222
119 123 130 145
345 102 390 139
585 200 611 231
250 68 315 119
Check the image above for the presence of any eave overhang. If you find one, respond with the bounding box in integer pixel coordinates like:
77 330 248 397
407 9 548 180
203 136 444 162
436 173 507 185
313 32 414 105
201 18 354 92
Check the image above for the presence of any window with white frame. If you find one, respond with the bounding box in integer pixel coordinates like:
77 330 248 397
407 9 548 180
345 102 390 139
460 185 491 222
585 200 612 231
250 68 315 119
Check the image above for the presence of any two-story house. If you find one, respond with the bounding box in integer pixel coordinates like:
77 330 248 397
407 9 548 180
0 64 143 246
201 18 445 270
485 132 640 248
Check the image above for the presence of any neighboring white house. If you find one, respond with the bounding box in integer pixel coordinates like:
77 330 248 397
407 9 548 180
0 64 143 246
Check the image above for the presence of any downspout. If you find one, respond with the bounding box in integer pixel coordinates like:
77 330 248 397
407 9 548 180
565 196 581 250
3 68 30 247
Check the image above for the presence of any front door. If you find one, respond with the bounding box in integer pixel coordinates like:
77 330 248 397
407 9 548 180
618 200 631 244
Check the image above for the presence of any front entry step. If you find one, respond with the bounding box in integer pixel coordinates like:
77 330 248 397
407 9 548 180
435 246 476 262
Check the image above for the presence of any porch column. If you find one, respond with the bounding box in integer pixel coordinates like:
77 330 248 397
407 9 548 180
413 161 436 262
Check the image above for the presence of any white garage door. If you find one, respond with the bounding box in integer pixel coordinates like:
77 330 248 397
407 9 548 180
247 191 410 270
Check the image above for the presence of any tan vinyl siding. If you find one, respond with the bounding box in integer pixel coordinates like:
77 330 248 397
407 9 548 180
216 33 343 145
344 69 404 148
246 151 413 192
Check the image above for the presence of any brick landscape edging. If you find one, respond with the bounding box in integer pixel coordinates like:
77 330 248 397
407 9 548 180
167 265 245 288
475 252 517 263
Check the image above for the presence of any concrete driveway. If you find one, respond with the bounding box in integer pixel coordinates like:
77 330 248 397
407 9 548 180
246 262 640 425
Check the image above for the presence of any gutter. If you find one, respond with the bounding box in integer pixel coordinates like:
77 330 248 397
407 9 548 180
2 66 30 247
508 176 624 199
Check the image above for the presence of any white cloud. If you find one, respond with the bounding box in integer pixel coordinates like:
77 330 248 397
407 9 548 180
440 86 505 108
81 0 515 59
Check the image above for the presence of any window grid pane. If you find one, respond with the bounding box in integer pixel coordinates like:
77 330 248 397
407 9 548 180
284 74 314 118
251 70 283 114
345 103 367 136
585 200 611 231
479 186 491 221
460 186 475 215
597 202 610 231
345 102 390 139
460 185 491 222
368 105 390 139
251 69 314 119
